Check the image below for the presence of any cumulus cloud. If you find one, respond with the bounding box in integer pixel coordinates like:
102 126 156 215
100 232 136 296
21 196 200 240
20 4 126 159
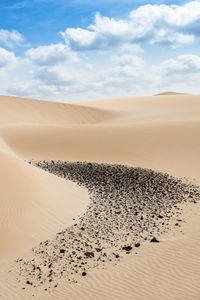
2 51 200 101
0 47 18 68
111 54 146 78
61 1 200 50
2 1 200 101
161 54 200 75
26 43 79 66
0 29 23 48
35 66 76 86
61 28 96 50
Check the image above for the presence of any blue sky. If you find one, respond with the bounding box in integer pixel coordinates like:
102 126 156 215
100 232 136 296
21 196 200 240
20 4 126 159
0 0 200 101
0 0 188 48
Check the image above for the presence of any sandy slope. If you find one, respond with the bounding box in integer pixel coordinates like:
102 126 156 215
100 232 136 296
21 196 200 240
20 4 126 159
1 94 200 179
0 95 117 125
0 150 89 259
0 94 199 299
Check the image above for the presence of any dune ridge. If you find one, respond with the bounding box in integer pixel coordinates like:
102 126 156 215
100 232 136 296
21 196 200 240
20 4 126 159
154 91 189 96
0 95 117 125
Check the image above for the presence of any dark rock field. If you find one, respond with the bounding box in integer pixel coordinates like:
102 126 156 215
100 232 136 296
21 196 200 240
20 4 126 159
15 161 200 292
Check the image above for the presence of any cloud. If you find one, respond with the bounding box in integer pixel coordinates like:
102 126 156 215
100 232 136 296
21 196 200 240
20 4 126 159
111 54 145 78
161 54 200 75
0 47 17 68
0 29 24 48
2 2 200 101
35 66 76 86
61 1 200 51
2 51 200 101
26 43 79 66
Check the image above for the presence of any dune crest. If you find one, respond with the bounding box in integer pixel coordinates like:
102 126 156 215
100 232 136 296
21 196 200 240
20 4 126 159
154 91 189 96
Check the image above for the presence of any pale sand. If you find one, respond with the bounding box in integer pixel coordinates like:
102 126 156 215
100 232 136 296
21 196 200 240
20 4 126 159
0 94 199 299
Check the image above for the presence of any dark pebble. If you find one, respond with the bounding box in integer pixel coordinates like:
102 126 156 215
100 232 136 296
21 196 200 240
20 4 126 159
150 237 160 243
122 246 132 252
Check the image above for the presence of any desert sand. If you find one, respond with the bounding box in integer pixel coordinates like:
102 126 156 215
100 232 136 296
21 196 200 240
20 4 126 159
0 93 200 300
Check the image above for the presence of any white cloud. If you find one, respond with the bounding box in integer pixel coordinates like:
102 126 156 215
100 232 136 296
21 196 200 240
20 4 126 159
2 2 200 101
111 54 146 78
61 1 200 51
26 43 79 66
161 54 200 75
0 29 23 48
89 13 129 35
35 66 76 86
129 1 200 27
2 51 200 101
61 28 96 50
0 47 18 68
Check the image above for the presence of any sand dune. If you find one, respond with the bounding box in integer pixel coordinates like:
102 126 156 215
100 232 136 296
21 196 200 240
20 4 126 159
0 93 199 299
1 119 200 180
0 95 117 125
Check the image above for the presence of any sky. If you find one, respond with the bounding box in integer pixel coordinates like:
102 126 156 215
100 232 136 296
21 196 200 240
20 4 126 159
0 0 200 101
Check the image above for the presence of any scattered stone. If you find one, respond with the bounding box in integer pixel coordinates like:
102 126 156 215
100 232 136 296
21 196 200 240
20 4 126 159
95 248 102 252
15 160 199 290
122 246 132 252
150 237 160 243
84 252 94 258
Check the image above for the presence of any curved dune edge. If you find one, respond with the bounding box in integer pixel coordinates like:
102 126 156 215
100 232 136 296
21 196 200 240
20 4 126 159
1 119 200 180
0 95 118 125
0 151 90 259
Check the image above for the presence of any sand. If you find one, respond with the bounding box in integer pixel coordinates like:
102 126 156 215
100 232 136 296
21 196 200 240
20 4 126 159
0 93 200 299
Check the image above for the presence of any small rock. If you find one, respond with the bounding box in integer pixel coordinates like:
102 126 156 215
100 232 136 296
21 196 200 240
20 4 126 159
95 248 102 252
150 237 160 243
122 246 132 252
84 252 94 258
